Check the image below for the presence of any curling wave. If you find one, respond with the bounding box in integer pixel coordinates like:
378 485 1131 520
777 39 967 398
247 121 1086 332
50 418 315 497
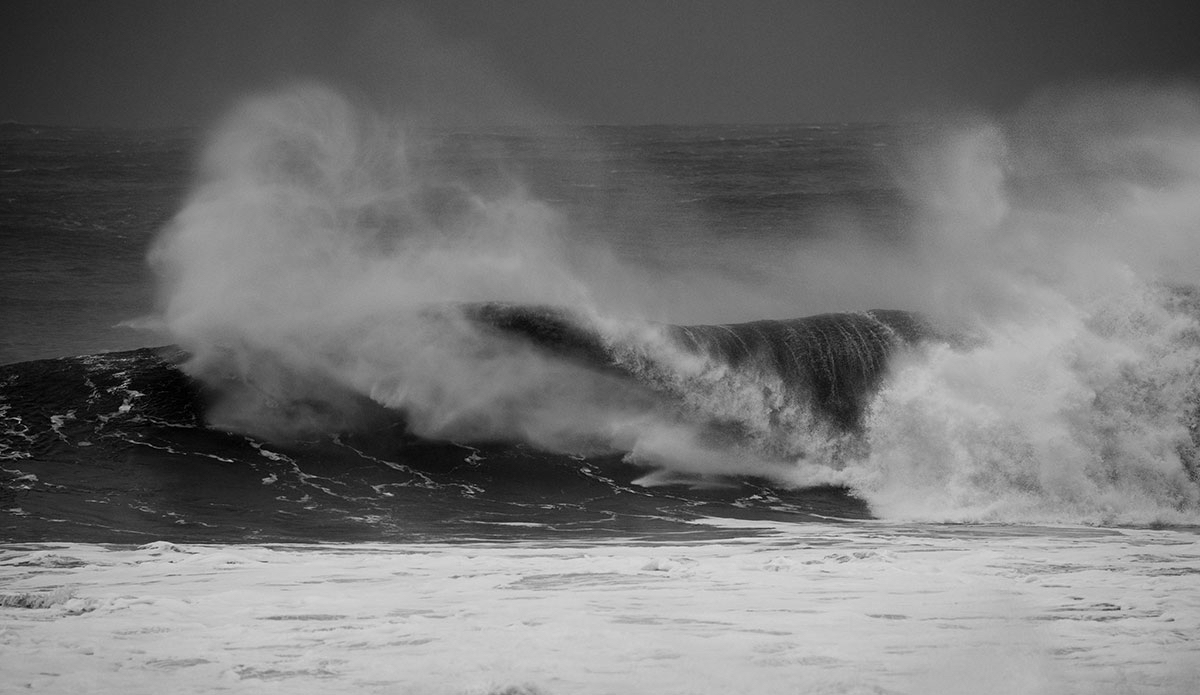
0 306 938 459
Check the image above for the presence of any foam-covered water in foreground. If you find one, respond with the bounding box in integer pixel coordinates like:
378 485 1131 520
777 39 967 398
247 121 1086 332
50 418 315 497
3 526 1198 695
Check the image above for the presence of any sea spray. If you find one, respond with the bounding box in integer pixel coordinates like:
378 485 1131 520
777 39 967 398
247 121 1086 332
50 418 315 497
151 84 628 445
846 84 1200 524
854 289 1200 524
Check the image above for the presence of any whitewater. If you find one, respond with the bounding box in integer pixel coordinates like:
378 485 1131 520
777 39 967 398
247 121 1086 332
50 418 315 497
3 82 1200 693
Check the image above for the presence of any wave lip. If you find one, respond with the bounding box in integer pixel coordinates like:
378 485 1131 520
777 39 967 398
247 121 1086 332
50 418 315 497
664 309 937 431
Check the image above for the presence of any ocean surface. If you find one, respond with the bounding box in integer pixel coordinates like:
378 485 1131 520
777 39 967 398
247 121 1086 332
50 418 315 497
3 86 1200 693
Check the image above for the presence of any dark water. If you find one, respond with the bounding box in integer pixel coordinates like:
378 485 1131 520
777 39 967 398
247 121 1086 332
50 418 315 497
0 346 873 543
0 124 192 363
1 122 900 543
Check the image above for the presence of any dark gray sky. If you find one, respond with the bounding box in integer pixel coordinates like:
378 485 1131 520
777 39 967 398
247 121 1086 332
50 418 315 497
3 0 1198 127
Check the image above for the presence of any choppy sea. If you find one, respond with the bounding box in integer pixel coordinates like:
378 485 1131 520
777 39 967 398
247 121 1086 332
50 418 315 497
2 86 1199 693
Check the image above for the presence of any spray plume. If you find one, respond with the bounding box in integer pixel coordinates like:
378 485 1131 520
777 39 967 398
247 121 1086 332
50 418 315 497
151 84 621 445
151 80 1200 524
849 83 1200 524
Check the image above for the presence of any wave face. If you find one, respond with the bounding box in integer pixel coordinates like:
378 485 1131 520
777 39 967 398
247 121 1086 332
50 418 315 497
468 303 936 439
437 304 943 476
664 309 934 432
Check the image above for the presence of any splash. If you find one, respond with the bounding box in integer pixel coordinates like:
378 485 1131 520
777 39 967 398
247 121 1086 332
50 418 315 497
844 84 1200 524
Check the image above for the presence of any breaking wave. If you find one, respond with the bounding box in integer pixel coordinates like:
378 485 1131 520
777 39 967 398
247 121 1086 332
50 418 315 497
141 82 1200 526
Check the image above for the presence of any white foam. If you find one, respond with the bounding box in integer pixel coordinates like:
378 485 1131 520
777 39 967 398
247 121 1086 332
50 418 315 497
839 86 1200 524
2 527 1197 694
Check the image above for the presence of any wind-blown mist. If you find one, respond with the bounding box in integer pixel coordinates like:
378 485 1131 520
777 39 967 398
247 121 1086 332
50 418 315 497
151 82 1200 525
851 84 1200 524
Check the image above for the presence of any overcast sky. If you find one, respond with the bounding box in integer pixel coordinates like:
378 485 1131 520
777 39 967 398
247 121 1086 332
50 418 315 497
3 0 1198 127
